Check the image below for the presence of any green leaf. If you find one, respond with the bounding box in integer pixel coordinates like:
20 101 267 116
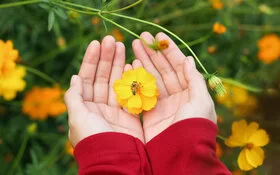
48 11 55 31
102 20 108 32
54 8 67 20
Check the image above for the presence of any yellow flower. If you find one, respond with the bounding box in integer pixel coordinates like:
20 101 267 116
0 66 26 100
207 45 217 54
22 86 66 120
213 22 227 34
65 140 74 156
225 120 269 171
216 84 257 117
113 67 159 115
257 34 280 64
209 0 224 10
0 40 19 76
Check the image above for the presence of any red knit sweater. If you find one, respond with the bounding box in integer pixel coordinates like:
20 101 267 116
74 118 231 175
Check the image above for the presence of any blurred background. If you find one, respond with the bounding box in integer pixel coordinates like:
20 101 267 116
0 0 280 174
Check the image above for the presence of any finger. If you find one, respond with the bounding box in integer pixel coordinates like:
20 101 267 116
132 39 169 99
64 75 88 119
124 64 132 71
78 40 100 101
108 42 125 107
132 59 143 68
140 32 182 95
93 36 116 104
155 32 188 89
183 57 209 101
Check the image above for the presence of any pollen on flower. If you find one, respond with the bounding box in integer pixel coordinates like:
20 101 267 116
246 143 254 149
113 67 159 115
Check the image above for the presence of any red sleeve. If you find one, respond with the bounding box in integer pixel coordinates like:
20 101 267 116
145 118 231 175
74 132 152 175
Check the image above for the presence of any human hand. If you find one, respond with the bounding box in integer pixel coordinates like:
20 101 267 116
65 36 144 147
132 32 217 142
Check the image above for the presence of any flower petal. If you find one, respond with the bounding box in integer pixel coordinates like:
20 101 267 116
225 135 246 147
116 96 128 108
128 107 142 115
141 95 157 111
230 120 248 144
128 94 142 108
122 69 137 82
141 83 157 97
244 122 259 140
113 79 132 99
245 147 264 168
248 129 270 147
238 148 254 171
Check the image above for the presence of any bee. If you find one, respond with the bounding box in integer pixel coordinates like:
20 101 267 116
131 81 138 96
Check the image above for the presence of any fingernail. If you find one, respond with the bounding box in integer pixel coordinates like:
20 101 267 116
70 75 78 86
187 56 196 68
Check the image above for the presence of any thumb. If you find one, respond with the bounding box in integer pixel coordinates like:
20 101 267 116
183 57 209 101
64 75 88 117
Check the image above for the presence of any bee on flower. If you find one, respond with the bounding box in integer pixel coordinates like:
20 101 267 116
113 67 159 115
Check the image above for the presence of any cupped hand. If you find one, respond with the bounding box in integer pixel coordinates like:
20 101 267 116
65 36 144 147
132 32 217 142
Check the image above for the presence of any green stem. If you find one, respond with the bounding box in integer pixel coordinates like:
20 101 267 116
23 65 57 84
110 13 209 74
51 1 97 15
98 13 140 39
217 134 227 141
179 31 212 48
0 0 40 9
102 0 143 14
57 0 99 12
7 133 29 175
220 77 263 93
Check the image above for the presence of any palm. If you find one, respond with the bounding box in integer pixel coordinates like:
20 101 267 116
142 91 189 141
85 102 143 141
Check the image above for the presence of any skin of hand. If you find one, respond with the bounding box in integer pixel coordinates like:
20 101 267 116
132 32 217 142
64 36 144 147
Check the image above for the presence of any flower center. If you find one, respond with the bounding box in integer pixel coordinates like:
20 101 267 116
246 143 254 150
130 81 141 96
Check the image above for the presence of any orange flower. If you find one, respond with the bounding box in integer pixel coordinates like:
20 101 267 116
22 86 66 120
209 0 224 10
112 29 124 42
65 140 74 156
156 40 169 50
257 34 280 64
213 22 227 34
91 17 100 25
232 169 245 175
216 142 223 158
207 45 217 54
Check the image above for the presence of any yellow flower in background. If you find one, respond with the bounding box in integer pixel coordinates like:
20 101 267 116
65 140 74 156
22 86 66 120
113 67 159 115
0 40 26 100
213 22 227 34
207 45 217 54
0 40 19 76
112 29 124 42
209 0 224 10
0 66 26 100
216 84 257 117
225 120 269 171
257 34 280 64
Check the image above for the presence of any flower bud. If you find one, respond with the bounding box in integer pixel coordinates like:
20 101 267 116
208 75 226 96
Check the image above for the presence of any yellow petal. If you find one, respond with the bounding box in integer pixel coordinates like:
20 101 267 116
128 94 142 108
122 69 136 82
225 135 246 147
245 147 264 168
128 107 142 115
141 83 157 97
141 95 157 111
238 148 254 171
116 96 128 108
248 129 269 147
113 79 132 99
230 120 248 143
244 122 259 140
